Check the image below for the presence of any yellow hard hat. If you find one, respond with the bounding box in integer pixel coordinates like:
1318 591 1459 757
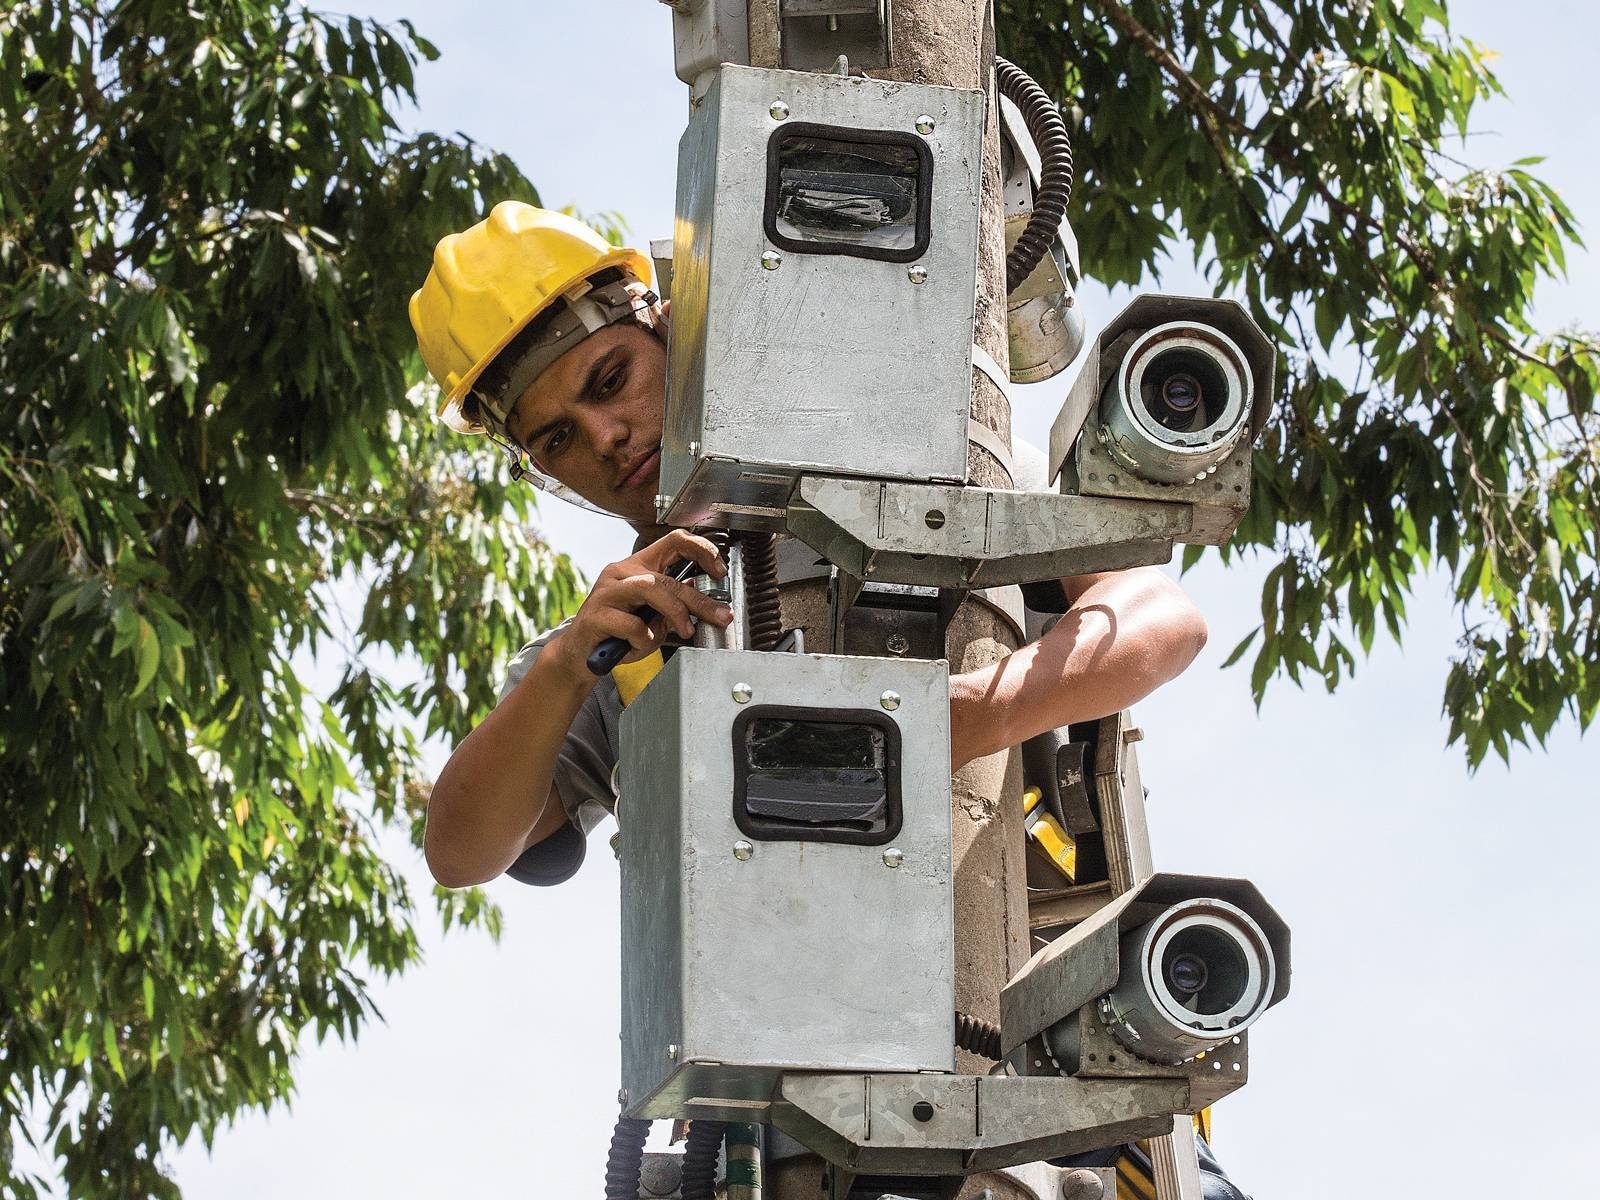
409 201 652 434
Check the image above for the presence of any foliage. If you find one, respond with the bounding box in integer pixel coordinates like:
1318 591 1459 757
998 0 1600 764
0 1 581 1194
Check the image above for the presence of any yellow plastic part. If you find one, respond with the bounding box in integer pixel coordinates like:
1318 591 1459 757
612 651 666 707
1022 785 1078 881
408 201 652 432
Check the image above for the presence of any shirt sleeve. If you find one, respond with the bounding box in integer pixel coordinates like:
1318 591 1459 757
496 629 622 887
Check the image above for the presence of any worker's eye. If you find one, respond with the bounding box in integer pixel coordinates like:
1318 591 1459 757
594 362 626 400
541 422 573 460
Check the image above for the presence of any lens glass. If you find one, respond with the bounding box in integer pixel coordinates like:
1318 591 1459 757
1160 926 1251 1018
1139 348 1231 434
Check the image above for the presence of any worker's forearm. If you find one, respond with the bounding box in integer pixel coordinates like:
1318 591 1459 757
424 647 593 888
948 570 1207 768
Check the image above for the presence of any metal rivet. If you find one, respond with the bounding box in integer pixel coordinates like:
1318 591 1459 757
882 847 904 868
1107 473 1118 483
915 114 936 134
617 1088 630 1106
907 264 928 284
732 682 753 703
667 1043 680 1060
879 690 901 711
733 840 755 861
885 634 909 656
1212 1061 1223 1070
761 249 782 271
769 100 790 121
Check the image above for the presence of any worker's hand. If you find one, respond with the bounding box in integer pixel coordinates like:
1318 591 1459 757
544 529 731 687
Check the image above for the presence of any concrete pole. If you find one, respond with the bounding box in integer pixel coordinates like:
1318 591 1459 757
751 2 1032 1194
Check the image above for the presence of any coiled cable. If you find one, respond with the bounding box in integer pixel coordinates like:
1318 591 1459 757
955 1010 1004 1061
604 1116 651 1200
736 532 782 651
681 1119 728 1200
995 56 1075 293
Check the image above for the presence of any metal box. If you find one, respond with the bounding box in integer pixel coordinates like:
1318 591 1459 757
618 647 956 1119
661 65 985 530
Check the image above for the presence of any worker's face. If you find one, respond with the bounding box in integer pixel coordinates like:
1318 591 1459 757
506 324 666 523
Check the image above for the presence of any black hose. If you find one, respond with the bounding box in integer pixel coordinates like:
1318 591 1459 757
995 56 1075 294
605 1116 651 1200
736 531 782 651
955 1010 1004 1061
681 1119 727 1200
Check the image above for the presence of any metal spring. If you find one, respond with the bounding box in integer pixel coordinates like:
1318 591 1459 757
954 1010 1004 1061
996 56 1075 293
735 532 782 651
604 1116 651 1200
681 1119 728 1200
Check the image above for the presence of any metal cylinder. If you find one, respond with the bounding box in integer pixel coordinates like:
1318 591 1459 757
692 542 745 651
1100 898 1276 1064
1098 321 1253 484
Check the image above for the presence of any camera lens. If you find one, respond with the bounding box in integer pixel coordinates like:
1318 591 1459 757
1165 951 1208 997
1159 372 1202 415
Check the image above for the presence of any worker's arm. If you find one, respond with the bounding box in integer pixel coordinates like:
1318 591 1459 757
947 568 1208 770
423 530 731 888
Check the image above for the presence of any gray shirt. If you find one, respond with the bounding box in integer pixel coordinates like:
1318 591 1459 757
499 624 627 886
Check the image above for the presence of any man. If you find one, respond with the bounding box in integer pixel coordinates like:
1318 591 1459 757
410 201 1209 889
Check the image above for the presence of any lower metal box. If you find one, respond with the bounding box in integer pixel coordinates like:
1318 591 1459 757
619 648 956 1119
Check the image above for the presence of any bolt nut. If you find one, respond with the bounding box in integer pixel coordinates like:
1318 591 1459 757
1060 1168 1106 1200
761 249 782 271
882 847 904 868
733 839 755 861
915 114 936 134
617 1088 630 1106
667 1043 679 1061
769 100 790 121
885 633 909 656
879 690 901 711
688 440 701 456
732 682 753 704
907 264 928 285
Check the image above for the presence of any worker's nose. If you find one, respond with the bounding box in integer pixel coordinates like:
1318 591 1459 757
578 407 630 460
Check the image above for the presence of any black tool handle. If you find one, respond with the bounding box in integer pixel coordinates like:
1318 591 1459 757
585 557 705 678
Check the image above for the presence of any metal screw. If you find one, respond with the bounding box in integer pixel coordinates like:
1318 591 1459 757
879 690 901 711
882 847 904 868
907 264 928 285
733 840 755 861
885 633 909 656
911 1100 935 1121
915 114 936 134
761 249 782 271
732 682 753 703
769 100 790 121
617 1088 630 1106
667 1043 679 1060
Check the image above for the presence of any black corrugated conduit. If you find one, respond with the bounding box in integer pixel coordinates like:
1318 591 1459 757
736 531 782 651
955 1010 1004 1061
605 1116 651 1200
681 1119 729 1199
995 56 1075 294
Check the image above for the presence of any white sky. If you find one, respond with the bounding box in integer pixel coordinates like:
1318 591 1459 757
163 2 1598 1196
